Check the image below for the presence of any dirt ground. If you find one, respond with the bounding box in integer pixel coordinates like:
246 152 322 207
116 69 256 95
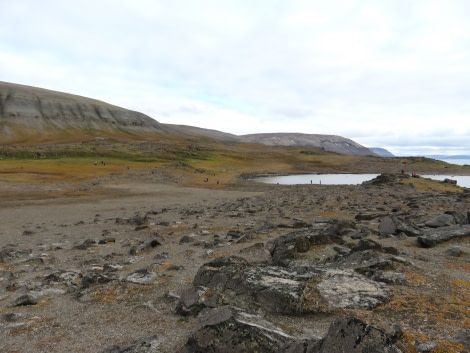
1 170 469 353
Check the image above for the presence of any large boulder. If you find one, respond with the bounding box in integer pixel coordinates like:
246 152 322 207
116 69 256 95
313 269 392 310
378 216 421 237
177 306 294 353
267 229 332 266
278 317 402 353
425 214 454 228
189 256 392 315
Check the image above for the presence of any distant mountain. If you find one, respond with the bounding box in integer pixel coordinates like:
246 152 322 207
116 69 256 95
240 133 376 156
426 154 470 160
369 147 394 157
0 81 378 156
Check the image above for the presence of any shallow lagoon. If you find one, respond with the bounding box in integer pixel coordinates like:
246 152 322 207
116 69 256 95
256 173 470 188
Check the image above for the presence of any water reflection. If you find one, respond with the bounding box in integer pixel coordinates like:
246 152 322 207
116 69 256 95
255 174 470 188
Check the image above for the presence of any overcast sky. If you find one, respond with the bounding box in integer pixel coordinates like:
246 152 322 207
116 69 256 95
1 1 469 156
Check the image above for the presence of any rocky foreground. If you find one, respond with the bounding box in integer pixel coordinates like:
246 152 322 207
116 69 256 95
1 173 469 352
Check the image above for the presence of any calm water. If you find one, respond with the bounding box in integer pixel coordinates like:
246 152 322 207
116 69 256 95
256 173 470 188
255 174 379 185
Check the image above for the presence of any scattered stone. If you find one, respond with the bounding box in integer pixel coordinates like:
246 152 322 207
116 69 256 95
98 237 116 244
126 269 158 285
415 341 437 352
445 247 464 257
101 335 160 353
130 237 164 255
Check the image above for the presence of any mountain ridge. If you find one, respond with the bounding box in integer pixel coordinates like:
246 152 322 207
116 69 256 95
1 81 374 156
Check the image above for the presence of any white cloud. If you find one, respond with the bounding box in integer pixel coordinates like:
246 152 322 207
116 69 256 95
1 0 470 155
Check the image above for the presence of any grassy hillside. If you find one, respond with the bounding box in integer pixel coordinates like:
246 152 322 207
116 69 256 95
1 140 469 188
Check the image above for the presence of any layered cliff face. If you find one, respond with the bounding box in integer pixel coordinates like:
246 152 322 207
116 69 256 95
241 133 376 156
0 81 171 144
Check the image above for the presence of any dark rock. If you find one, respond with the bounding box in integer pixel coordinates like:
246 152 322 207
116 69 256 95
425 214 454 228
175 286 221 316
128 213 149 226
370 271 406 284
179 235 196 244
445 210 469 225
177 306 294 353
278 317 402 353
98 237 116 244
415 341 437 352
279 219 310 229
74 238 97 250
81 272 115 288
418 225 470 248
336 250 395 277
226 230 243 239
313 317 402 353
442 178 457 185
193 256 249 290
192 256 391 314
355 212 388 221
14 294 39 306
351 239 383 253
43 270 82 287
452 329 470 349
130 237 164 255
379 216 421 237
101 335 160 353
0 246 15 263
445 247 464 257
154 251 169 260
268 229 331 266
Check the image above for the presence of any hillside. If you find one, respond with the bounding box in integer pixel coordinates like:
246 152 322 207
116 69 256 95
0 81 174 145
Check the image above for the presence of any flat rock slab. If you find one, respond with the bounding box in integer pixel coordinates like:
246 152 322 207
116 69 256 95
177 306 294 353
418 225 470 248
315 269 392 310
